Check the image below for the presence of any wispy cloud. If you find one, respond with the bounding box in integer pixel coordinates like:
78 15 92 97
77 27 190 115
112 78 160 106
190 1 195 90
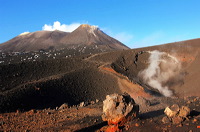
42 21 81 32
114 32 134 44
101 28 134 46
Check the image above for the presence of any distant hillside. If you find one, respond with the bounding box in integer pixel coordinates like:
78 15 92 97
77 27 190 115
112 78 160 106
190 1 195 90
0 24 129 52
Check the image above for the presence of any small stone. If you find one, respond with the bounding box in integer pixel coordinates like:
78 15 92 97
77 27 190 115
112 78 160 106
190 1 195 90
58 103 68 110
179 106 190 118
105 125 119 132
125 124 129 130
26 109 36 115
90 101 95 105
47 112 51 115
135 123 139 127
193 98 198 102
193 118 197 122
79 102 85 107
162 116 171 124
164 104 179 118
55 107 58 110
96 99 99 103
16 109 21 114
172 116 183 125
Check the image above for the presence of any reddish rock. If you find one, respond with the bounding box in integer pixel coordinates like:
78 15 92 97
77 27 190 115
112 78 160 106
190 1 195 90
105 125 120 132
102 93 139 125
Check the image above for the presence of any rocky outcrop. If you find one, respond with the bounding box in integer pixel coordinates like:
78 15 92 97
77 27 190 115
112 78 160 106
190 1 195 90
163 104 190 124
102 93 139 125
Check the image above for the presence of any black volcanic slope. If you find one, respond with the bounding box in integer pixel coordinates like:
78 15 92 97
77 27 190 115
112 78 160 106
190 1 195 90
0 24 129 52
0 57 121 112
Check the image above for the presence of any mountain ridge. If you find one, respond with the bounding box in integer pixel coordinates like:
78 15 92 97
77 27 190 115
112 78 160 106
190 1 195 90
0 24 129 52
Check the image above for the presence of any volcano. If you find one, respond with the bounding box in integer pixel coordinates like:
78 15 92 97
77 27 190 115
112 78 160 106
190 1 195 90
60 24 129 50
0 24 129 52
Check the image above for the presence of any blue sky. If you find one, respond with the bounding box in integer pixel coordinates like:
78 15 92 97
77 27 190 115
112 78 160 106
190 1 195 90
1 0 200 48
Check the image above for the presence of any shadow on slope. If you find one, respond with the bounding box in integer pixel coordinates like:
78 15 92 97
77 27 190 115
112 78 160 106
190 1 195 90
0 61 120 112
0 58 92 92
0 67 121 113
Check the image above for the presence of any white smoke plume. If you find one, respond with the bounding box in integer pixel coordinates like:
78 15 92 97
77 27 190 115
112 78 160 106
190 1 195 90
42 21 81 32
19 31 30 36
139 50 181 97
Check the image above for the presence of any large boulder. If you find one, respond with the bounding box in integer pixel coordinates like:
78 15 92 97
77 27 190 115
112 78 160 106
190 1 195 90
102 93 139 125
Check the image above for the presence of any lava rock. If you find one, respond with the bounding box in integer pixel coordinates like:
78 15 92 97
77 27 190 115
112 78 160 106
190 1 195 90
102 93 139 125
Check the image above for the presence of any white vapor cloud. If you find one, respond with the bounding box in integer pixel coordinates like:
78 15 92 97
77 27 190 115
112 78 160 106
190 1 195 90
19 31 30 36
42 21 81 32
139 50 182 97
